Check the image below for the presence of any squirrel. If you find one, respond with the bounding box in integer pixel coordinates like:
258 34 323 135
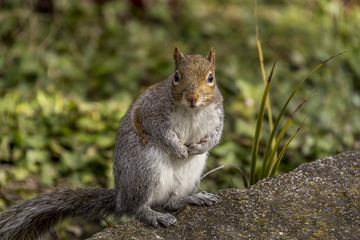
0 46 224 240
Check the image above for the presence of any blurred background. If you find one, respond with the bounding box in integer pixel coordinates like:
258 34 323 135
0 0 359 238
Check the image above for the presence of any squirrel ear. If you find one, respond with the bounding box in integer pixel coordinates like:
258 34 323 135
206 47 216 69
174 46 184 65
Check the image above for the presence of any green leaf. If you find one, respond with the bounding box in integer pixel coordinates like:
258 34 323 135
250 53 279 185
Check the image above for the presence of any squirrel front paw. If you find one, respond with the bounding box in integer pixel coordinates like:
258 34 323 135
173 144 188 159
186 138 208 155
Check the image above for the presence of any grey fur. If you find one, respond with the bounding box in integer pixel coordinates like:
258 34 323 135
0 47 224 240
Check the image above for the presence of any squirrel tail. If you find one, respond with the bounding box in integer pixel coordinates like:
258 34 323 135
0 188 116 240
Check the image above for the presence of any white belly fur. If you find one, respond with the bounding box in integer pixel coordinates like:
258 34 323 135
149 148 207 207
148 103 221 207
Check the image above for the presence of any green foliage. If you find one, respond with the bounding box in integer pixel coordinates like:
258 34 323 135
0 0 359 198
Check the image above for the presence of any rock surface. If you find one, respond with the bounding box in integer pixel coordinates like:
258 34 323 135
88 151 360 239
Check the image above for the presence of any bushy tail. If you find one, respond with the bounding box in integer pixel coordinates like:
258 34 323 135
0 188 116 240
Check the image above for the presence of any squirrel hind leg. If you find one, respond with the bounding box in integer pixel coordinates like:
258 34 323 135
136 206 176 227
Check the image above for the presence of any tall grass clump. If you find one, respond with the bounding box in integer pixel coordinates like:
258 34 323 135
249 5 349 185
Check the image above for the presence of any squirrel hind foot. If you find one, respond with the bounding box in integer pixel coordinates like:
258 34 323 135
186 191 221 206
151 212 177 228
136 207 177 228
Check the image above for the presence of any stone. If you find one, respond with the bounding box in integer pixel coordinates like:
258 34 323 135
88 151 360 239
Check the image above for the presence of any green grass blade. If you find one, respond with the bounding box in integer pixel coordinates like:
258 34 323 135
263 97 308 177
250 80 269 185
272 117 307 175
263 117 292 177
250 54 279 185
270 126 302 176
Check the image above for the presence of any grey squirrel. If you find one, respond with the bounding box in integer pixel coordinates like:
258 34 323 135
0 47 224 240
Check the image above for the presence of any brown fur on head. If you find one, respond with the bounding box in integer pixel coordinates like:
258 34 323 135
171 47 217 109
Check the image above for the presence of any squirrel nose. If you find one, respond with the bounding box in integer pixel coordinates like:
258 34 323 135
188 96 198 106
186 92 200 107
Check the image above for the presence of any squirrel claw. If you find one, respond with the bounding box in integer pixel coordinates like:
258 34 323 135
152 213 177 228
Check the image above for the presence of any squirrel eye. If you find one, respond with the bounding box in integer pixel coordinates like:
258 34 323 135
174 72 179 84
208 73 214 84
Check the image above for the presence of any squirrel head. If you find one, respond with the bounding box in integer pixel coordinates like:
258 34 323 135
171 47 217 109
